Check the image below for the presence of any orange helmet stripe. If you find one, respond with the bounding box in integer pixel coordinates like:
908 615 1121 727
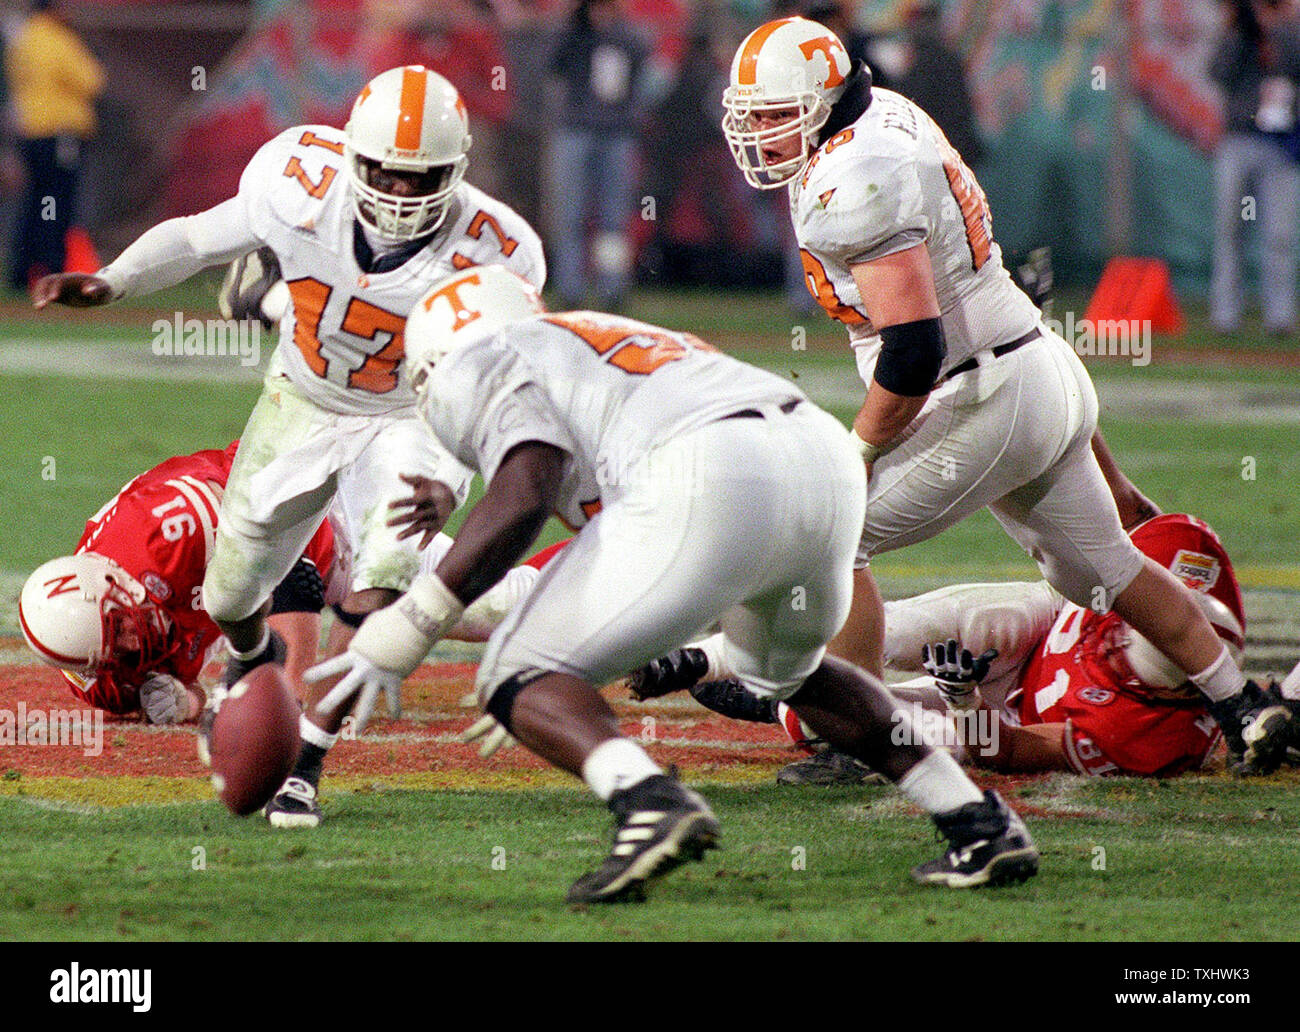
737 17 799 85
395 66 428 151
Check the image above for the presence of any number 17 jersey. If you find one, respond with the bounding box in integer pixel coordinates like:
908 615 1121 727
241 124 545 416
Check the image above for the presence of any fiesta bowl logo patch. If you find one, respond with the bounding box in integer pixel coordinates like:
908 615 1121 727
142 572 172 601
1170 550 1219 591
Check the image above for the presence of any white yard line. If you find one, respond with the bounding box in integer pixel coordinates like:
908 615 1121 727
4 341 1300 420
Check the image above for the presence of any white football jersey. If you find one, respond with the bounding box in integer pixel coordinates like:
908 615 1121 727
242 124 545 415
791 89 1040 384
419 311 808 530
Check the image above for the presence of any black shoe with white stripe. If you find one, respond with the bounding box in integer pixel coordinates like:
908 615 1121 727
263 776 323 829
567 775 720 904
912 790 1039 889
1210 680 1295 775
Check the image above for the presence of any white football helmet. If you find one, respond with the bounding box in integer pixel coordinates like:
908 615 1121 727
344 65 472 241
1122 592 1246 693
404 264 546 394
19 553 174 679
722 16 853 189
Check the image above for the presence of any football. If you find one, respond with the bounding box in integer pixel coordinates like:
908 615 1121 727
208 665 301 816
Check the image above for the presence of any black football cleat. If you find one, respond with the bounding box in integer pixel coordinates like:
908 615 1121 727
567 774 720 904
1209 680 1294 775
221 629 287 688
912 789 1039 889
776 749 886 786
627 647 710 700
689 679 779 724
263 776 323 829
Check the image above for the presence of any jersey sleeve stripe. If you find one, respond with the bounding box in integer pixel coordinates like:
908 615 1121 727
166 478 218 565
1060 718 1090 776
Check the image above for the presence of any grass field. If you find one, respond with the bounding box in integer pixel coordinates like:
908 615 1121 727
1 284 1298 941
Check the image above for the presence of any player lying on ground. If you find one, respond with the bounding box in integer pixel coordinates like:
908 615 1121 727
17 441 540 740
633 513 1287 781
18 442 333 724
310 265 1039 902
719 16 1290 771
29 65 544 802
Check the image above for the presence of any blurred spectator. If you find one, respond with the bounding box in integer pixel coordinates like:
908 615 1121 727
1209 0 1300 335
893 0 984 167
640 14 731 276
5 0 103 291
547 0 651 309
489 0 556 230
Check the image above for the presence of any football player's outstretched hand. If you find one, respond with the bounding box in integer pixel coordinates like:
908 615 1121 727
309 651 404 736
461 713 517 758
32 272 112 309
922 639 997 710
387 473 456 550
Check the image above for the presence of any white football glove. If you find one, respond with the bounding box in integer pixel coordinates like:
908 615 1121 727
308 575 466 734
461 713 516 758
139 673 190 725
309 650 405 736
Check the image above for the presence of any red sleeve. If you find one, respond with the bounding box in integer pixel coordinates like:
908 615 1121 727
1060 694 1220 777
303 518 334 580
523 538 573 570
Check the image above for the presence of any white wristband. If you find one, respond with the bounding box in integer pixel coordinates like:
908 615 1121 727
351 574 467 676
851 428 885 463
398 573 466 642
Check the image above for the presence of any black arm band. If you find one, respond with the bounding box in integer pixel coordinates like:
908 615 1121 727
874 317 947 396
269 558 325 615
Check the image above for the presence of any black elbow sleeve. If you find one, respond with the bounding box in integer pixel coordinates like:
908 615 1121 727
873 317 947 396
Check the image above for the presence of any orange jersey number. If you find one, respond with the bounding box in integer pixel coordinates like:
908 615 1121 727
451 210 520 269
935 135 992 271
286 278 406 393
283 157 337 199
543 313 714 375
800 249 867 325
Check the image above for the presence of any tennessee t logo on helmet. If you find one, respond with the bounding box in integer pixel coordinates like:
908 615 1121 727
722 17 856 189
404 264 547 392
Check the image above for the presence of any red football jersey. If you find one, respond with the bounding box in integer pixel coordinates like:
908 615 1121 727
64 442 334 714
1011 515 1239 776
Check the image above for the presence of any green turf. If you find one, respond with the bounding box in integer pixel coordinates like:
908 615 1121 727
2 287 1298 943
0 776 1297 941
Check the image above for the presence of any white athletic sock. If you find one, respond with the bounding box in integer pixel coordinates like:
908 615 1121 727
228 625 270 662
581 739 664 801
1190 644 1246 703
694 632 732 681
897 750 984 815
299 714 338 751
